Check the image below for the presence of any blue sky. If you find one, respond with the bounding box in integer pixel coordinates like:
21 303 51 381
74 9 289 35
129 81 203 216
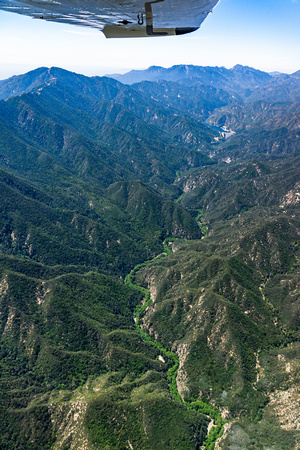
0 0 299 80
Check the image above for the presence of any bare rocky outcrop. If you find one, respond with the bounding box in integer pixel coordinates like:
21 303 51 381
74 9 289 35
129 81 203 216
49 394 92 450
176 342 190 399
280 182 300 207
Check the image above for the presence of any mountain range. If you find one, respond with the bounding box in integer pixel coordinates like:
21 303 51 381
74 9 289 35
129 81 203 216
0 64 299 449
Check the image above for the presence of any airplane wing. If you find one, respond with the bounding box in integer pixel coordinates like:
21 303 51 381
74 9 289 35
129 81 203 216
0 0 220 38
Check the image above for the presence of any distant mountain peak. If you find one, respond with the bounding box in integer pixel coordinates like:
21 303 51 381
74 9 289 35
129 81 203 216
147 65 164 70
109 63 273 89
0 67 53 100
292 70 300 78
231 64 254 70
231 64 267 74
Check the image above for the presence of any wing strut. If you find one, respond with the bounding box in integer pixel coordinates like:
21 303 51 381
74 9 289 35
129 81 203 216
145 0 168 36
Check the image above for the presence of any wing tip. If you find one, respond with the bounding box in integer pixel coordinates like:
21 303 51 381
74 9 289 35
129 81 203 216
175 27 199 36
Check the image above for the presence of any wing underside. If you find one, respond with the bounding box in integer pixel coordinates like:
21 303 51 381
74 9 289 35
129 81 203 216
0 0 220 37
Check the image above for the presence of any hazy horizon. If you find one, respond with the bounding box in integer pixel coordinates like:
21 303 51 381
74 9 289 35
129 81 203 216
0 62 299 83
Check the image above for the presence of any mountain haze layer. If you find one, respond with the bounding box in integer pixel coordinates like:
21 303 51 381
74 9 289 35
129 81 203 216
0 64 299 449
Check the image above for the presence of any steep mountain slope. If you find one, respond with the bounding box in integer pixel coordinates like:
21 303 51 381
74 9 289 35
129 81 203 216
245 74 300 103
110 65 300 163
0 67 212 450
0 167 205 447
0 67 123 101
0 65 299 449
1 256 211 449
132 80 241 121
176 157 300 224
0 67 54 100
0 169 202 274
134 156 299 449
206 101 300 159
0 68 218 193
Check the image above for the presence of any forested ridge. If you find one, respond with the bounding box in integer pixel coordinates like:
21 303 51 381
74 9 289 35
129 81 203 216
0 64 299 449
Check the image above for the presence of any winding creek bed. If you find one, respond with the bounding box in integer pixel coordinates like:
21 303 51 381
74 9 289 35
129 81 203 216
125 240 224 450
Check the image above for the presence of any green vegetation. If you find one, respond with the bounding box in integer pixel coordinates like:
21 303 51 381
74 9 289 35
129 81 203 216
195 209 208 237
86 384 209 449
125 246 224 447
0 65 299 448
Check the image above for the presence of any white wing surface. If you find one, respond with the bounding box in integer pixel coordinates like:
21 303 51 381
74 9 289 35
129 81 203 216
0 0 220 37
